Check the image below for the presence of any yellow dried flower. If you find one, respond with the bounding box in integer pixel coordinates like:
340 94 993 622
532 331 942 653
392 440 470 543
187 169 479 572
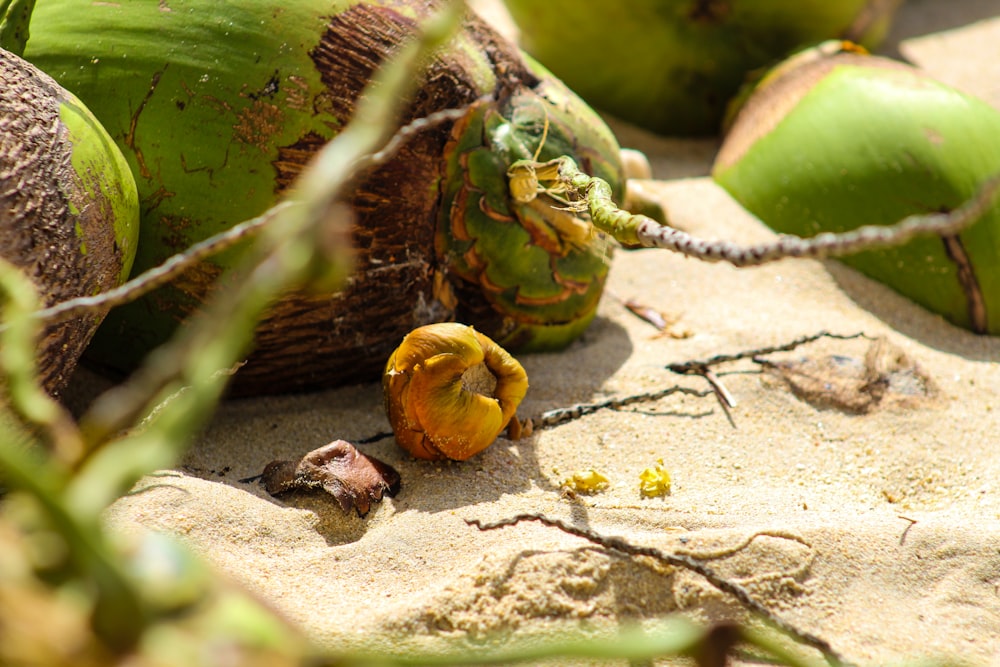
383 323 528 461
561 469 610 496
639 459 672 498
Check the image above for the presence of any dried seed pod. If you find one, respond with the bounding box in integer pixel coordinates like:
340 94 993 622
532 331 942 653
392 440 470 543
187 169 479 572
24 0 624 395
259 440 401 516
713 43 1000 334
383 322 528 461
0 48 138 395
503 0 904 135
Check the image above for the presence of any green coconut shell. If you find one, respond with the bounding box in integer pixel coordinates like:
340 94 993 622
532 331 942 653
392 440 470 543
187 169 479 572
504 0 903 136
713 49 1000 334
0 48 139 396
24 0 624 395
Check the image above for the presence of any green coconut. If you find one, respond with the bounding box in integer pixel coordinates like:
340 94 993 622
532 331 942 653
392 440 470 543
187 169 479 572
24 0 626 395
503 0 904 136
713 45 1000 334
0 47 139 396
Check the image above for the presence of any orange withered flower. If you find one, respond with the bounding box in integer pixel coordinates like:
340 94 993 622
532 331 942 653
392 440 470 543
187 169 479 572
383 323 528 461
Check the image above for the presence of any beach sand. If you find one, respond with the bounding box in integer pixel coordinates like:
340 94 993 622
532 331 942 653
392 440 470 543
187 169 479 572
91 1 1000 663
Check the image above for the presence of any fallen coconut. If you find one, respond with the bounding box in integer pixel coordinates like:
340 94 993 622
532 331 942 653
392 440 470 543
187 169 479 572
503 0 904 136
713 43 1000 334
23 0 625 395
0 47 138 396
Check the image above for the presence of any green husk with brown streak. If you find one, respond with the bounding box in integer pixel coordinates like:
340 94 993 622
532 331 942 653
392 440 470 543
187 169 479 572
25 0 625 395
713 45 1000 334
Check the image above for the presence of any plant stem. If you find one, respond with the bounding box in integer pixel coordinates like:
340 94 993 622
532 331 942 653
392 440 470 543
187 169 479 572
0 260 145 647
0 0 35 55
0 259 83 463
509 157 1000 265
533 385 712 429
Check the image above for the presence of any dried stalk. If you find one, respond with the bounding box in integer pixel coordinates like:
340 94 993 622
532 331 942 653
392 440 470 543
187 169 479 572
509 156 1000 265
469 513 848 667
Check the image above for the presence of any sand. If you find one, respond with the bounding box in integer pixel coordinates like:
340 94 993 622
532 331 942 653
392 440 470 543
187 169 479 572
94 1 1000 664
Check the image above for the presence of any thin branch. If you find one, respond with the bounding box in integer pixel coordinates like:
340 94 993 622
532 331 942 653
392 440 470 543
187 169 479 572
702 369 737 428
25 203 290 327
897 516 918 546
666 332 870 375
532 385 713 429
368 99 488 166
532 332 869 431
509 156 1000 266
468 513 849 667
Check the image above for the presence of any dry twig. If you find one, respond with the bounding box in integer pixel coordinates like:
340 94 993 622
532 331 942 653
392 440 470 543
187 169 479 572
468 513 849 667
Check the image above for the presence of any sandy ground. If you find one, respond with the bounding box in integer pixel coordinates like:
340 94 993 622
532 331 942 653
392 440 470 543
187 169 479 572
90 1 1000 664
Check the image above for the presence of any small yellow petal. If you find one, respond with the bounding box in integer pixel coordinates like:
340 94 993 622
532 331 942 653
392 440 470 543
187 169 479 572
639 459 672 498
561 469 610 495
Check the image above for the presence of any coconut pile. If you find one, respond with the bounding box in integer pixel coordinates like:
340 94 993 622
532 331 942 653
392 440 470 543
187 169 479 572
13 0 984 665
75 1 1000 664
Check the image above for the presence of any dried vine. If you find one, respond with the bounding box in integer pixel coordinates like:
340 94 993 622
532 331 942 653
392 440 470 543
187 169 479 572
469 513 850 667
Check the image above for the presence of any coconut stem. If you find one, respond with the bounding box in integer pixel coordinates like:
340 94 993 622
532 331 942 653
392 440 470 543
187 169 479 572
509 157 1000 266
0 0 35 56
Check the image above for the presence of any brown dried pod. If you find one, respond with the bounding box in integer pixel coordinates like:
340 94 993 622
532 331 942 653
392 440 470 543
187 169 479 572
259 440 401 516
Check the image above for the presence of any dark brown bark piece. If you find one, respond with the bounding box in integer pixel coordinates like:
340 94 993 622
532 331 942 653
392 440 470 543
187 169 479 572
259 439 401 516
